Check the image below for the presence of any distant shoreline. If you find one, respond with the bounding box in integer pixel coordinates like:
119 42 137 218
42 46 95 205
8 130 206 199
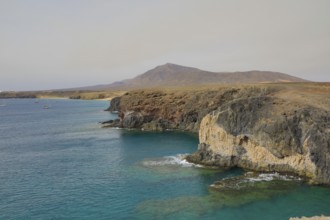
37 96 69 100
0 90 125 100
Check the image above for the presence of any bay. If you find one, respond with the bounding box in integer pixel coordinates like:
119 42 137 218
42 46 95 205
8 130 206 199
0 99 329 219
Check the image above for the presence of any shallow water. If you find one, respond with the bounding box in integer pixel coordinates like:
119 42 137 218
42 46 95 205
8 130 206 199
0 99 329 219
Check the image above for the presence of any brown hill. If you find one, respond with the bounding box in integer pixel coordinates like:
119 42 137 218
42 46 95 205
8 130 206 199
129 63 308 86
0 63 309 99
80 63 308 90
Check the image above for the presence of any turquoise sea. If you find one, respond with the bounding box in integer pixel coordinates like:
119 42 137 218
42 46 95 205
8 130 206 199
0 99 329 220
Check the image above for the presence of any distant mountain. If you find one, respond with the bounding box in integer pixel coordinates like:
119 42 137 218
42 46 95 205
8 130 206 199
73 63 308 90
58 81 126 91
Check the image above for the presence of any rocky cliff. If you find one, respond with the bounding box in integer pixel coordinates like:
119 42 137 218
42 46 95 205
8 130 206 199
186 96 330 184
104 86 274 132
104 83 330 184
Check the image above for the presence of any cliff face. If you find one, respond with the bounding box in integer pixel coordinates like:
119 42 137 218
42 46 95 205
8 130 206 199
104 86 274 132
104 84 330 184
186 96 330 184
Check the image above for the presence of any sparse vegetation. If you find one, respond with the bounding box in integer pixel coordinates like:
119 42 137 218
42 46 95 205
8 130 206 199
104 82 330 132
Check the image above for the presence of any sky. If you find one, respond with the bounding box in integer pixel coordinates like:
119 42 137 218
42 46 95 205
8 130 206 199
0 0 329 91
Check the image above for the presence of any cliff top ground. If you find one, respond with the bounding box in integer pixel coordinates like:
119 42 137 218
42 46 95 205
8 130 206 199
121 82 330 111
1 83 329 111
106 82 329 133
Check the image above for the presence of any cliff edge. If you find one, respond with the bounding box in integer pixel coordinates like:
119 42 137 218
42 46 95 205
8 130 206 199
186 95 330 184
104 83 330 184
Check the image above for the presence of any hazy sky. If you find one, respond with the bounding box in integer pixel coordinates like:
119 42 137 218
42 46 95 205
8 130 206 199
1 0 329 91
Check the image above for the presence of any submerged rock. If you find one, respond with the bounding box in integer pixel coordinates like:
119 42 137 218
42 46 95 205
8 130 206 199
136 172 302 218
210 172 301 191
209 172 301 207
101 119 121 128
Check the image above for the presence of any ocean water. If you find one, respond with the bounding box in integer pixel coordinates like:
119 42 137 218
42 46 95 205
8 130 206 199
0 99 329 220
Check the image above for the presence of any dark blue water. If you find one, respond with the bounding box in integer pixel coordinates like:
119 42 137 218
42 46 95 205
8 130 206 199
0 99 329 220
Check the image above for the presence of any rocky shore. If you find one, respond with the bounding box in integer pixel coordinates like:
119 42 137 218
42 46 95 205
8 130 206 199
290 216 330 220
103 83 330 184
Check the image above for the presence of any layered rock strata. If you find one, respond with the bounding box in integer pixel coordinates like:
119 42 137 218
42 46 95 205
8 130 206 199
186 96 330 184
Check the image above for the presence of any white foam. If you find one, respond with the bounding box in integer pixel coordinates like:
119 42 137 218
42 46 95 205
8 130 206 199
245 172 301 183
142 154 202 168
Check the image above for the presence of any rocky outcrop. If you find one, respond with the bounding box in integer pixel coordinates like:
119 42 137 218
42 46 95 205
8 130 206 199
186 96 330 184
101 119 121 127
210 172 301 202
103 86 275 131
105 96 121 112
103 84 330 184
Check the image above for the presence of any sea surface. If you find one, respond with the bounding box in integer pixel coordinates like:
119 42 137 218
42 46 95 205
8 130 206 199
0 99 329 220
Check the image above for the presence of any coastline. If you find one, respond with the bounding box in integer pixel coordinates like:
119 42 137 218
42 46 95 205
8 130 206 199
37 96 70 99
103 83 330 185
0 90 126 100
1 97 329 219
290 216 330 220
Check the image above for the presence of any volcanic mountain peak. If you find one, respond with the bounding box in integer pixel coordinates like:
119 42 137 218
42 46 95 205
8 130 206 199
64 63 309 90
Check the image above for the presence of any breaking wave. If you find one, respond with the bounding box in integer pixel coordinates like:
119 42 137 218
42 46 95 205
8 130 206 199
141 154 202 167
245 172 301 182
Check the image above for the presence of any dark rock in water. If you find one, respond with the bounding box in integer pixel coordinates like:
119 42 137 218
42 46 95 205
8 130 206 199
208 172 301 207
101 119 121 128
136 172 302 218
101 119 114 124
211 172 301 191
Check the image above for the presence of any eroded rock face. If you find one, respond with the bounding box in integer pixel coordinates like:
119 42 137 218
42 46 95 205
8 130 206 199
105 96 121 112
103 86 275 131
187 96 330 184
103 85 330 184
121 111 144 128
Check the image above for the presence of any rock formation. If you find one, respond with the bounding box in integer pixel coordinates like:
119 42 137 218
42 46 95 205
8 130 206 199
105 96 121 112
104 83 330 184
186 96 330 184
